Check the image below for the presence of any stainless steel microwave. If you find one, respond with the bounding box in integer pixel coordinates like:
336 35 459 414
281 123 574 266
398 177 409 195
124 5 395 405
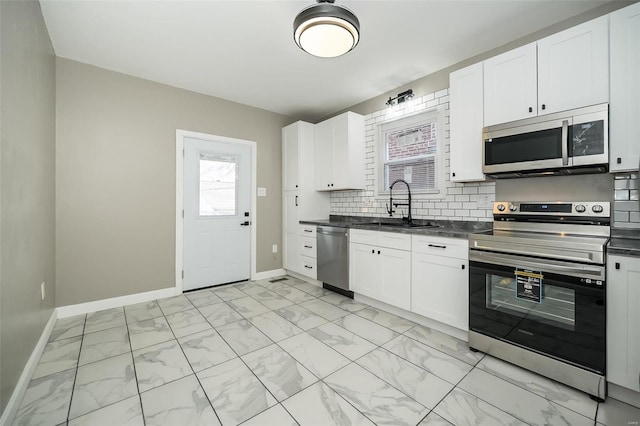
482 103 608 178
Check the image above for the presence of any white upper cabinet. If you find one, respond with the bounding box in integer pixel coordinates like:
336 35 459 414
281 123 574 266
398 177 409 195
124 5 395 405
483 43 538 126
610 2 640 172
282 123 300 191
483 16 609 126
315 111 365 191
449 62 486 182
537 15 609 115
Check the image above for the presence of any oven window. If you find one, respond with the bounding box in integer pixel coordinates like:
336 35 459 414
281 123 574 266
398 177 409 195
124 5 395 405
486 274 575 330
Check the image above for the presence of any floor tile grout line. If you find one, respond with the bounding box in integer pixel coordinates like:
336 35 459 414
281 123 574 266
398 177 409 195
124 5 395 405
64 314 87 423
203 280 365 424
123 305 147 426
171 339 224 425
422 352 484 425
26 276 623 425
186 285 286 423
398 328 483 368
155 296 225 426
450 355 597 426
313 360 386 425
472 353 600 421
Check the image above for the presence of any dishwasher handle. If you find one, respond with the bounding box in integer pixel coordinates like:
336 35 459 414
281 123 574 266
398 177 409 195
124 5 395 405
317 228 347 236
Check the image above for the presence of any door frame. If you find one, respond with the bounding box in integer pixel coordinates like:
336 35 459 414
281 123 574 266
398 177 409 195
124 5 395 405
175 129 257 294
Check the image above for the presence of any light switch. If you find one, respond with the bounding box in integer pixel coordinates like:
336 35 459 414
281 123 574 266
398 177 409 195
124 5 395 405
258 187 267 197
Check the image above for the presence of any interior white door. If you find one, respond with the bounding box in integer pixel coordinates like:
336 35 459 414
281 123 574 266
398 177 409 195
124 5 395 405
183 137 251 290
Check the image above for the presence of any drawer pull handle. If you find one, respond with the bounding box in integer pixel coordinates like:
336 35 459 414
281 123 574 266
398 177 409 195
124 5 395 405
304 229 313 233
428 244 447 249
304 245 313 248
304 265 313 269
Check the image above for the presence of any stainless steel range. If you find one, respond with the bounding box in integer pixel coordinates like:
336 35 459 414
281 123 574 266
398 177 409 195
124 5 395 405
468 201 610 401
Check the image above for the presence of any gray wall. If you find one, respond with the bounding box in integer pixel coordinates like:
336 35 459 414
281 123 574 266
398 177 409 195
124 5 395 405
56 59 291 306
0 0 56 414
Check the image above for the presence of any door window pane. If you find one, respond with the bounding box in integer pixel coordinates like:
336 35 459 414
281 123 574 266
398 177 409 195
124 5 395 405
199 154 237 216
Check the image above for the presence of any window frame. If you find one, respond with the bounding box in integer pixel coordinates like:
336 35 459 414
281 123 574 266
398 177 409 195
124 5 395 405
375 106 445 199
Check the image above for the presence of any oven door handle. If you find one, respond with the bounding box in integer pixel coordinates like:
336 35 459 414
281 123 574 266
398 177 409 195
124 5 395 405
470 251 605 279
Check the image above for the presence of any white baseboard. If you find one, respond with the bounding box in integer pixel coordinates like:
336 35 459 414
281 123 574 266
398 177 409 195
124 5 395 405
0 310 57 426
56 287 177 319
354 294 468 342
252 268 286 281
286 271 323 287
608 383 640 408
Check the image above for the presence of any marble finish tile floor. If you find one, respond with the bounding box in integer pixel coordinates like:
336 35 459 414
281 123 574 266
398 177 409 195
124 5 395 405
12 276 640 426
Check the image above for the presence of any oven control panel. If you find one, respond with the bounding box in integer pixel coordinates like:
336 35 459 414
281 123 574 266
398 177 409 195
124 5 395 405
493 201 610 217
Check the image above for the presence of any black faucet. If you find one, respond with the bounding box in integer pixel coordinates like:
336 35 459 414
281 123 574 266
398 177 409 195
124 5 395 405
386 179 412 224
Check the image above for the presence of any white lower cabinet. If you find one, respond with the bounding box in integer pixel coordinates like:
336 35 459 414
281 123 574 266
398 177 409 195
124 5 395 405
349 230 411 310
607 254 640 392
411 235 469 331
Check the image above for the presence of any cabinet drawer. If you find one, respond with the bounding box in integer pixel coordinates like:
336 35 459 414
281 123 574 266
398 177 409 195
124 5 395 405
299 255 317 279
412 235 468 259
350 229 411 250
299 224 316 237
299 236 316 258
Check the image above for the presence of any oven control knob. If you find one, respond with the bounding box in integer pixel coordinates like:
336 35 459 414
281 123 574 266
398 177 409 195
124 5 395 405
497 204 506 212
509 204 518 212
575 204 586 213
592 205 604 213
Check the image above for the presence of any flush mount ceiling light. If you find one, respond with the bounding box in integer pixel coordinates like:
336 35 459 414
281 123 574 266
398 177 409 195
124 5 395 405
294 0 360 58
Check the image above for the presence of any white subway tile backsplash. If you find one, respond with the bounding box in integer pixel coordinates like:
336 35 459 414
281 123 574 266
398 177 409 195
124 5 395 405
329 88 494 221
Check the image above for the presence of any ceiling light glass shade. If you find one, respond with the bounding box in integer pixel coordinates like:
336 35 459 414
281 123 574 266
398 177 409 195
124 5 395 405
294 1 360 58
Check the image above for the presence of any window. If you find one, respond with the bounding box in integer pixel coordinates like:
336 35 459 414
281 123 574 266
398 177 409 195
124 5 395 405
199 153 237 216
377 108 444 196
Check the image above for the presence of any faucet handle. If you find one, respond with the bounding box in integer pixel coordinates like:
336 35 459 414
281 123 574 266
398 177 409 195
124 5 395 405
386 203 395 216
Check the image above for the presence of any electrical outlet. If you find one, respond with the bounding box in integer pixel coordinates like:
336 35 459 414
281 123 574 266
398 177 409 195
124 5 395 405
477 194 492 209
272 244 278 254
41 282 45 301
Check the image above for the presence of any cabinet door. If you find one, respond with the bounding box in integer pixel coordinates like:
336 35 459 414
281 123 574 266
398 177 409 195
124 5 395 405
315 119 334 191
282 191 300 272
331 113 350 190
610 3 640 172
411 253 469 331
483 43 538 125
537 15 609 115
349 243 379 299
282 124 299 191
449 62 486 182
607 255 640 391
378 248 411 311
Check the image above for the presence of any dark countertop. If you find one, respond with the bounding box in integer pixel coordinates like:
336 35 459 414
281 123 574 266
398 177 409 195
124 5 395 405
300 215 492 239
608 229 640 258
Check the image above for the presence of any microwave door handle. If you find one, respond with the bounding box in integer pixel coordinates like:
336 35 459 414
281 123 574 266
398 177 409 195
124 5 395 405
561 119 569 166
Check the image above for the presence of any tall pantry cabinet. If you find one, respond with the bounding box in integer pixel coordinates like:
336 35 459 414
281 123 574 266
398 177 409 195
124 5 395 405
282 121 330 277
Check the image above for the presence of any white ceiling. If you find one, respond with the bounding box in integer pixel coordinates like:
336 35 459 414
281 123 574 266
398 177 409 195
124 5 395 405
40 0 616 122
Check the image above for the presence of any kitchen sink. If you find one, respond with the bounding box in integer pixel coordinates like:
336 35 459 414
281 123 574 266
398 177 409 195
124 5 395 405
360 221 440 228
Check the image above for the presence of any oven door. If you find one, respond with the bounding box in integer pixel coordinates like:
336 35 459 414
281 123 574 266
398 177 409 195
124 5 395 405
469 250 606 374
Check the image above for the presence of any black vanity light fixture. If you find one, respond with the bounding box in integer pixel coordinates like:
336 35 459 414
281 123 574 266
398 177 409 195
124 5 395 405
294 0 360 58
386 89 414 106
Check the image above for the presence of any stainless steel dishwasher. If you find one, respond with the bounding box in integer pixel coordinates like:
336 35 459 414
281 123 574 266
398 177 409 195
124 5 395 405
316 226 352 297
